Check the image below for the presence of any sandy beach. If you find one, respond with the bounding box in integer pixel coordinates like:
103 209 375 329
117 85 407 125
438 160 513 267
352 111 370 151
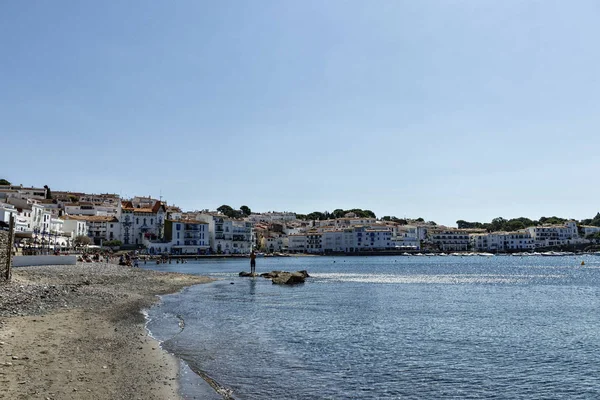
0 262 212 400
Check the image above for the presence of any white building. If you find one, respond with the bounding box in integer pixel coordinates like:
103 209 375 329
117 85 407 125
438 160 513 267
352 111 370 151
322 229 355 252
62 219 89 240
306 231 323 253
428 228 485 252
470 233 503 252
31 203 52 235
0 202 29 233
354 226 394 251
470 231 534 252
120 200 166 246
196 213 234 254
391 225 422 250
581 225 600 238
0 202 17 224
60 215 120 244
150 219 210 255
232 219 254 254
0 185 47 201
261 235 287 253
313 217 378 229
502 231 535 251
63 201 119 217
249 212 297 223
288 234 308 252
527 221 579 247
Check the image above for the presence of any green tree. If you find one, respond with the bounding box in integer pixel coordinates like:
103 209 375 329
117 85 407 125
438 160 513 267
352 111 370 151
74 235 92 247
457 220 472 229
332 209 345 219
363 210 376 219
240 205 251 216
457 220 485 229
0 179 10 185
217 205 242 218
44 185 52 199
504 220 525 231
217 204 233 215
307 211 326 221
490 217 507 231
539 216 566 225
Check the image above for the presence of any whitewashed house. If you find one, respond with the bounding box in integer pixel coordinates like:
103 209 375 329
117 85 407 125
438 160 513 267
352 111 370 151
62 219 89 242
288 234 308 252
196 213 234 254
147 219 210 255
120 200 166 246
322 229 355 252
306 231 323 253
60 215 120 244
527 221 580 247
232 219 254 254
427 228 486 252
470 231 535 252
581 225 600 238
391 225 421 250
261 234 286 252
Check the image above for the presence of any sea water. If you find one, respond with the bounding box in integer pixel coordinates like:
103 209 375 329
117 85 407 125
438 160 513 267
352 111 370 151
144 255 600 399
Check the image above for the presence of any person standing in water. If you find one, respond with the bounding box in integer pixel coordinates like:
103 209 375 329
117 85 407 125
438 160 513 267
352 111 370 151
250 250 257 274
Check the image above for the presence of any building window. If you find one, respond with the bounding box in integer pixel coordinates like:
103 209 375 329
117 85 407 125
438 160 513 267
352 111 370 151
143 218 147 225
136 218 139 225
150 219 153 225
176 224 181 231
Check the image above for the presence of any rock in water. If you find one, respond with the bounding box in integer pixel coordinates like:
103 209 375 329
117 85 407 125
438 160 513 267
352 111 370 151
272 272 305 285
296 270 310 278
241 270 309 284
259 271 282 279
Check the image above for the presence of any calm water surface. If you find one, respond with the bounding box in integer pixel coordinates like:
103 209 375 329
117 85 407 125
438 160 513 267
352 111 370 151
144 255 600 399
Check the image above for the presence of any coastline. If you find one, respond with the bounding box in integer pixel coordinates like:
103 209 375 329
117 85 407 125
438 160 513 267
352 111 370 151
0 262 213 400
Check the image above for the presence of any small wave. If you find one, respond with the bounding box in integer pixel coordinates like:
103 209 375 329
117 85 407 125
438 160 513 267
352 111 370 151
143 310 186 343
141 309 161 342
311 273 564 285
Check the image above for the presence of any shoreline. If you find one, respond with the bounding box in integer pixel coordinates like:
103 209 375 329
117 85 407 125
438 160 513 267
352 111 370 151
0 262 213 400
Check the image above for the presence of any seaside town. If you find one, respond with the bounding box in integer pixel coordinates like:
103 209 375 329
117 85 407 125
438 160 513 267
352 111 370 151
2 181 600 257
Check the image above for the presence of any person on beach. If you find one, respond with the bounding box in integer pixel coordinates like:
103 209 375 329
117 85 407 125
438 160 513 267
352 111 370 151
250 250 257 274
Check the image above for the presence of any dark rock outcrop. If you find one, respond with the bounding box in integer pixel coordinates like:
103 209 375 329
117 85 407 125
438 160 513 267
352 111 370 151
296 270 310 278
271 271 306 285
239 270 308 285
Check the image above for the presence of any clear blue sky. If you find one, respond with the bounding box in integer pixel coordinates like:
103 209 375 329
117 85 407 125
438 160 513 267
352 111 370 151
2 1 599 226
